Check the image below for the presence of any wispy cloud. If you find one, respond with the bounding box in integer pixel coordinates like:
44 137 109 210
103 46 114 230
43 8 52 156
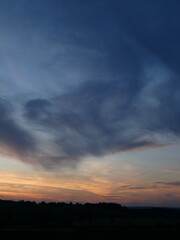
155 181 180 186
162 169 180 175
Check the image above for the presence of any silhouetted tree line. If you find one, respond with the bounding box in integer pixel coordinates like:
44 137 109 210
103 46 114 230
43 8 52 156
0 199 179 228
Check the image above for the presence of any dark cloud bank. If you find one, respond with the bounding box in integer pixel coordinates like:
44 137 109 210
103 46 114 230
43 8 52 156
0 0 180 168
24 74 180 167
2 73 180 168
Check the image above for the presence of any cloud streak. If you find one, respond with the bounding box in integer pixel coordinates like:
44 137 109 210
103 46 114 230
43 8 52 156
155 181 180 187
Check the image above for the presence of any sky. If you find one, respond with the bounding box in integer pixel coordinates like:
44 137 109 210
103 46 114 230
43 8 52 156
0 0 180 207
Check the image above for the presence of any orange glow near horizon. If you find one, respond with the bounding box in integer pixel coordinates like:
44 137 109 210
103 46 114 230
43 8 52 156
0 151 180 207
0 167 179 206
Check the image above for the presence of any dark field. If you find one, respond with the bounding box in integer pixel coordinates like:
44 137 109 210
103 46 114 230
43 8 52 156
0 200 179 239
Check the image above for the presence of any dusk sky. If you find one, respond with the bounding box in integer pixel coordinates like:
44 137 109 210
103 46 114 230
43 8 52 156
0 0 180 207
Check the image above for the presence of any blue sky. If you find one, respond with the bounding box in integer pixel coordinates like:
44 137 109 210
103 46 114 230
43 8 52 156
0 0 179 206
